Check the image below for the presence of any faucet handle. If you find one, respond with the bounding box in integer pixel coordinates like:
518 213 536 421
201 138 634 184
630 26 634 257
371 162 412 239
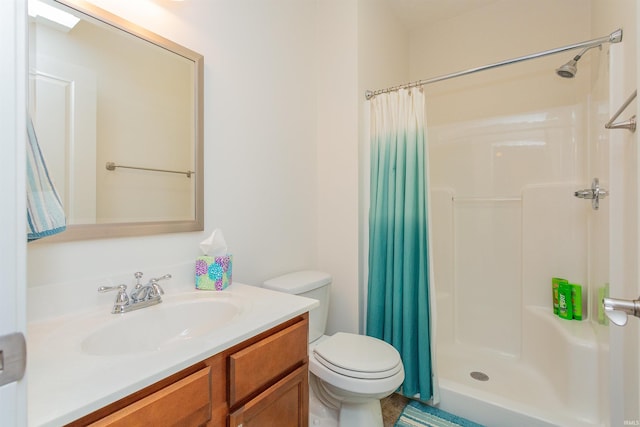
148 274 171 298
149 274 172 283
98 284 127 293
98 284 129 311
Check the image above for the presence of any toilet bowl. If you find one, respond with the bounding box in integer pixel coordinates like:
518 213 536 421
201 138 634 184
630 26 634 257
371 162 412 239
263 271 405 427
309 333 404 426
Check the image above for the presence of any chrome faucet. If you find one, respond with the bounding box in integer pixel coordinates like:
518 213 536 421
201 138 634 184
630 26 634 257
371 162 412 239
98 272 172 314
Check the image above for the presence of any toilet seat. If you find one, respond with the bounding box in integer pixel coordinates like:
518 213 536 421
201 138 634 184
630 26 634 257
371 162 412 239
309 336 405 396
313 332 403 379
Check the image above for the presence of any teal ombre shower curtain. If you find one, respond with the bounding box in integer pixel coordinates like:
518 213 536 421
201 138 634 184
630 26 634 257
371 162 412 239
366 87 433 400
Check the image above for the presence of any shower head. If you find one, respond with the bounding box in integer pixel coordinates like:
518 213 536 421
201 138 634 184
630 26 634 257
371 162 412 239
556 29 622 79
556 56 580 78
556 46 599 78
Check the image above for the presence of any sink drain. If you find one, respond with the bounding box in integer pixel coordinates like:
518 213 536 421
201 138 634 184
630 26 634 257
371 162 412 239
470 371 489 381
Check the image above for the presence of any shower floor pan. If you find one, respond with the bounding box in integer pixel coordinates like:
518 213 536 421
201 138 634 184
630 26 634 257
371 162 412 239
435 343 605 427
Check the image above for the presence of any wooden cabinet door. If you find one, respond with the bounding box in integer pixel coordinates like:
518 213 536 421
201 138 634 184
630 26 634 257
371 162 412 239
228 365 308 427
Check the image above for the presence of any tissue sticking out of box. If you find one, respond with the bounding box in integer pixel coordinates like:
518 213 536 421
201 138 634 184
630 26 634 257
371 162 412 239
200 229 227 257
196 229 233 291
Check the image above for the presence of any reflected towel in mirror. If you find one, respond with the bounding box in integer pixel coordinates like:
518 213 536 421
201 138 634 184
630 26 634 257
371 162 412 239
26 116 66 241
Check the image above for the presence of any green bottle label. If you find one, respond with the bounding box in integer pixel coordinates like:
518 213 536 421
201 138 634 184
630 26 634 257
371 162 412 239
558 283 573 320
552 277 567 316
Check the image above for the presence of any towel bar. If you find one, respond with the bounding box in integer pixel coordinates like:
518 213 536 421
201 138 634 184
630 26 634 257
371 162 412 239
106 162 194 178
605 89 637 132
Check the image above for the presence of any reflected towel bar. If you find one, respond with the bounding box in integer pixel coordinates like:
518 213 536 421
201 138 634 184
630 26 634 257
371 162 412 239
605 89 637 132
106 162 194 178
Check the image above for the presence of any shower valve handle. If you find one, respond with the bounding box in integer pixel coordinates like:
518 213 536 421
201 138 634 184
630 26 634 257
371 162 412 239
574 178 608 210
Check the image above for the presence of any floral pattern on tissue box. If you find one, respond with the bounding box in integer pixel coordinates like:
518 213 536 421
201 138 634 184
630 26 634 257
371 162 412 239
195 255 233 290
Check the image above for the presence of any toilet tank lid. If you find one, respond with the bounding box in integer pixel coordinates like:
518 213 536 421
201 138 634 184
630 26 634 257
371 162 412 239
263 270 332 294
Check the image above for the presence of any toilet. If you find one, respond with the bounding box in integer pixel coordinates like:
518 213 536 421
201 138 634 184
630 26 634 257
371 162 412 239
263 271 404 427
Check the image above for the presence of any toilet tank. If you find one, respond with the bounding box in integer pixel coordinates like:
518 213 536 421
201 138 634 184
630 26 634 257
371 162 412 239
263 270 332 343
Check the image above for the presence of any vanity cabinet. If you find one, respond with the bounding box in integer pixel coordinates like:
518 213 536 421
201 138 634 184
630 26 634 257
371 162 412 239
67 314 309 427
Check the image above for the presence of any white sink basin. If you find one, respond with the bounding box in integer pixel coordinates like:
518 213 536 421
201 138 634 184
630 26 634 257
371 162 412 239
81 297 243 356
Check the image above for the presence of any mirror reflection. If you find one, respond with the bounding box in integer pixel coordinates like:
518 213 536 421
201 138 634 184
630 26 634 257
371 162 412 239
28 0 204 240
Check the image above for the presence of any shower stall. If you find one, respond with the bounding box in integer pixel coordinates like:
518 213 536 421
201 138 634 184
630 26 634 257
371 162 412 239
359 0 640 427
362 2 639 424
428 97 605 426
422 29 630 427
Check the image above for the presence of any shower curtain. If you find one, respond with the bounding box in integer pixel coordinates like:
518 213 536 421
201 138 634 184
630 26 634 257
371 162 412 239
366 87 433 401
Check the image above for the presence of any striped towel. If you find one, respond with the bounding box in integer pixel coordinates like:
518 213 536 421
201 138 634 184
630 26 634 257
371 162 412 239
26 117 66 241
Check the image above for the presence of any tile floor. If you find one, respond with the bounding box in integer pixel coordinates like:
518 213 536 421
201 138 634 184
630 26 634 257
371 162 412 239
381 393 410 426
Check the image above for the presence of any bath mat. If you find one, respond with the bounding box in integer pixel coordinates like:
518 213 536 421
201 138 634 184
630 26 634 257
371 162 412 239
394 400 485 427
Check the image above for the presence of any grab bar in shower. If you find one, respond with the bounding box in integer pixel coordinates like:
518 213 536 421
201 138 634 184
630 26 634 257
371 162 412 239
605 89 637 132
105 162 194 178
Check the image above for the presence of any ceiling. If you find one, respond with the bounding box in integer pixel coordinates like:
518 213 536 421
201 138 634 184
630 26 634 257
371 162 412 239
381 0 500 30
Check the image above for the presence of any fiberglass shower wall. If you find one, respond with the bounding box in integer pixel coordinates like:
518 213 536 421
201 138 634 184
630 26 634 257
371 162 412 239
429 105 590 352
414 2 593 357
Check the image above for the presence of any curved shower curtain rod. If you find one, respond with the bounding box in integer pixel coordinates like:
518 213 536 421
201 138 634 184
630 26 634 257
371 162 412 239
365 28 623 100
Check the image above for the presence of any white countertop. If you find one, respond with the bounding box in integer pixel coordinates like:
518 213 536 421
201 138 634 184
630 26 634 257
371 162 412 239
27 282 317 427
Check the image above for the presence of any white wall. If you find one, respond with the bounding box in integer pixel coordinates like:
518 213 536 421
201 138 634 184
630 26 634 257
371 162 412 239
27 0 321 295
315 0 359 334
410 0 592 126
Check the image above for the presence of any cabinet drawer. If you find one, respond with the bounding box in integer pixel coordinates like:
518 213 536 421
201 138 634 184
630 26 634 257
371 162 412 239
89 366 211 427
229 365 308 427
229 318 307 406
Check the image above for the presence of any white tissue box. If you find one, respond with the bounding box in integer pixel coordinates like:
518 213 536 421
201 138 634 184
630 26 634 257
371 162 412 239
195 255 233 290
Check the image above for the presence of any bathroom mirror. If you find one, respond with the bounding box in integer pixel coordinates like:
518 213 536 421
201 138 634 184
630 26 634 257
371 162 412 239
28 0 204 241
